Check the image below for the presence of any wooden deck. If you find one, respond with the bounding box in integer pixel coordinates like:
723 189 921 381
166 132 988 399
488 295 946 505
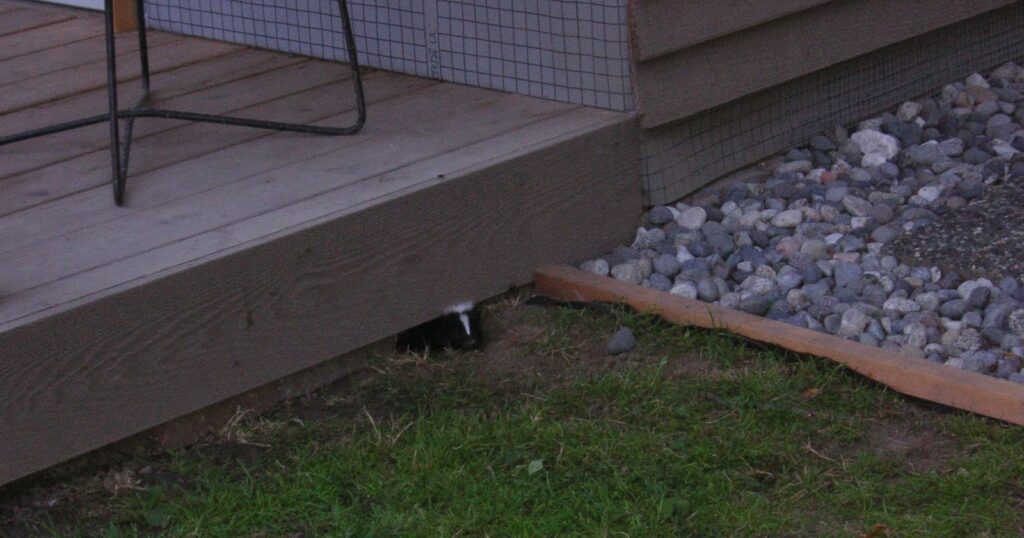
0 1 640 485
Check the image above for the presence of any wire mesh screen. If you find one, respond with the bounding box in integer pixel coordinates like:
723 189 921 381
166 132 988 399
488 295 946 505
142 0 634 111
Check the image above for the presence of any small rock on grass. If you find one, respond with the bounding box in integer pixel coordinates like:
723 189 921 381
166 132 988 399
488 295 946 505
607 327 636 355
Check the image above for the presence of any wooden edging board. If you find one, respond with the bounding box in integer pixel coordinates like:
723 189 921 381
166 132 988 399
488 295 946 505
534 265 1024 425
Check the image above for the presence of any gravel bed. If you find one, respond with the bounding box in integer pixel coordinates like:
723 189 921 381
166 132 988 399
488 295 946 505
581 63 1024 381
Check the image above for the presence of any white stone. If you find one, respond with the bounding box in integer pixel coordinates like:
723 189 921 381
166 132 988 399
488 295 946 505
632 227 665 249
904 322 928 348
884 297 922 315
851 217 870 229
838 308 870 338
669 281 698 299
851 129 900 161
676 206 708 231
580 259 609 277
611 263 643 285
896 101 923 121
861 153 889 168
787 289 811 309
958 280 981 300
966 72 990 89
916 185 942 203
741 275 775 296
992 140 1019 161
771 209 803 228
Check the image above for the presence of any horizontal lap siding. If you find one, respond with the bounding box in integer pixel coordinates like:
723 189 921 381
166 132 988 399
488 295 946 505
631 0 1017 129
630 0 834 61
640 2 1024 204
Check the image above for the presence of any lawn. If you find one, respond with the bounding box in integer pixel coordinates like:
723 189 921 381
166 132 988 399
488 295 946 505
4 295 1024 536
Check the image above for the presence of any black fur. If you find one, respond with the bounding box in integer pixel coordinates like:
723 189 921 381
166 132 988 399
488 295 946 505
396 304 483 353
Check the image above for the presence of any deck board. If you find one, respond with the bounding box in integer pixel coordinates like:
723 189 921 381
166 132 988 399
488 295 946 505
0 6 71 37
0 1 641 485
0 29 180 86
0 13 104 60
1 83 576 298
0 32 237 114
0 70 435 250
0 53 317 181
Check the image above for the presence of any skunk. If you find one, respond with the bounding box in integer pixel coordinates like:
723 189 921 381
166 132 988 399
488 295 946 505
396 302 483 353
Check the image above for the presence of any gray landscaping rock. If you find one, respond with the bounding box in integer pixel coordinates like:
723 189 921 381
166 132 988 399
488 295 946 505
649 205 674 225
649 273 673 292
607 327 636 355
834 261 863 288
738 294 772 316
586 67 1023 379
580 259 610 277
838 307 870 338
677 206 708 231
670 281 699 299
842 195 873 217
611 262 643 285
1009 309 1024 336
653 254 681 277
771 209 803 228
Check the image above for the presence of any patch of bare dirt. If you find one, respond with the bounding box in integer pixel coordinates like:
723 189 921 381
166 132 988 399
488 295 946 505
859 418 957 473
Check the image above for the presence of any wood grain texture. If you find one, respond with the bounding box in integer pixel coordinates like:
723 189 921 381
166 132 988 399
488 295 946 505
0 83 576 301
0 6 72 37
0 108 625 333
535 266 1024 425
0 70 432 250
0 49 305 182
634 0 1016 128
0 29 179 86
0 16 105 61
630 0 834 61
0 53 341 181
0 32 236 114
0 113 639 486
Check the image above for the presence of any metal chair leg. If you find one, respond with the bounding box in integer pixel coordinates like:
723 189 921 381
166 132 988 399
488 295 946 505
1 0 366 206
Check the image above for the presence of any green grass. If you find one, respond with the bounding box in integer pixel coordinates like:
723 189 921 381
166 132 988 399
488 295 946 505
18 307 1024 536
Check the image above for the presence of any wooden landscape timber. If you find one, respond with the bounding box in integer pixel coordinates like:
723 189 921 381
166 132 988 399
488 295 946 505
535 266 1024 426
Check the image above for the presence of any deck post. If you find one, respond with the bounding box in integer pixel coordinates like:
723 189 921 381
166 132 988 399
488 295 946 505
113 0 137 32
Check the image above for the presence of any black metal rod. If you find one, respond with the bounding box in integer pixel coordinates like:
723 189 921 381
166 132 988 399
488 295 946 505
135 0 151 95
0 0 366 206
0 114 110 145
103 0 126 205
